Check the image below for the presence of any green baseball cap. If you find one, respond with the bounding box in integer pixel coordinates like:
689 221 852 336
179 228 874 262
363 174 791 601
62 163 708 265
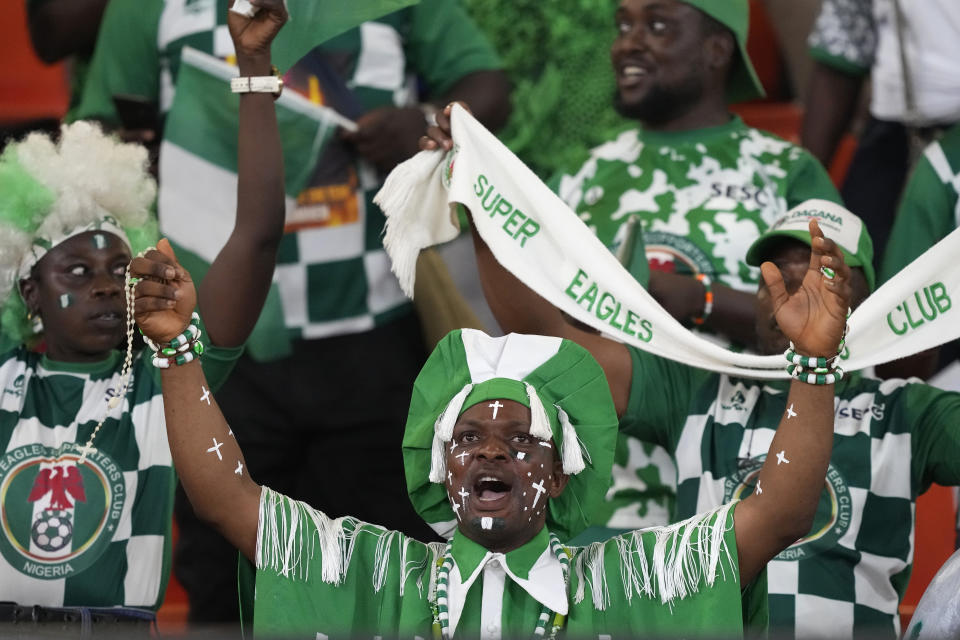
745 199 876 291
680 0 765 103
403 329 618 542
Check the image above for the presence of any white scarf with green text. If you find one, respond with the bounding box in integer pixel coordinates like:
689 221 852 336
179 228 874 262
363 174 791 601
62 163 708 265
375 105 960 379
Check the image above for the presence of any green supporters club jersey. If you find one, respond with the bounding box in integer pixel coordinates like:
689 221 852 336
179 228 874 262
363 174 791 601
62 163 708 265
881 124 960 284
245 489 763 638
0 345 240 608
621 347 960 639
555 118 841 293
75 0 500 357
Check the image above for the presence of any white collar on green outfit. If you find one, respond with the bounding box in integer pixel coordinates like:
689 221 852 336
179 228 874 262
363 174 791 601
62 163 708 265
446 527 567 637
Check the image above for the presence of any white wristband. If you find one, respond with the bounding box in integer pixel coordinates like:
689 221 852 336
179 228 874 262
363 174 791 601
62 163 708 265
230 75 283 95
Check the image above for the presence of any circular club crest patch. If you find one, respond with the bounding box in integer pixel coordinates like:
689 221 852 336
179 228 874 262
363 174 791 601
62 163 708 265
641 231 714 277
0 445 125 580
725 455 851 561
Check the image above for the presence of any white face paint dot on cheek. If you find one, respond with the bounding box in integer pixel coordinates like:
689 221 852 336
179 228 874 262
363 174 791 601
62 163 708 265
516 452 526 461
481 517 493 530
59 293 71 308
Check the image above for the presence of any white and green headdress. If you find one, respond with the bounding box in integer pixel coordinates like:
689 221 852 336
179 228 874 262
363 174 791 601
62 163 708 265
403 329 619 541
0 121 158 343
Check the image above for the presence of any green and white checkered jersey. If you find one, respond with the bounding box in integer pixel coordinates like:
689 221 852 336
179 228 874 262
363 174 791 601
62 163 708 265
620 347 960 639
554 117 841 294
881 124 960 284
0 344 240 609
76 0 500 352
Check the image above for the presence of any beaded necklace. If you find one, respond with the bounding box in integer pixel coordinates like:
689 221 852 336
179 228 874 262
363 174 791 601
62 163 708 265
430 532 570 640
77 263 138 464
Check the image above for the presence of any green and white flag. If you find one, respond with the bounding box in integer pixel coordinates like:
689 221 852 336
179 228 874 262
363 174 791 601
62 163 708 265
159 46 347 265
264 0 418 71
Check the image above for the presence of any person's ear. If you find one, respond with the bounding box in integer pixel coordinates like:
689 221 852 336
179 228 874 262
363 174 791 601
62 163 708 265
548 458 569 498
704 32 735 72
20 278 39 315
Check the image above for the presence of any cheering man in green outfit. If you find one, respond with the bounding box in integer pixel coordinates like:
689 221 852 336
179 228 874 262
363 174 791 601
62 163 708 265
132 180 855 637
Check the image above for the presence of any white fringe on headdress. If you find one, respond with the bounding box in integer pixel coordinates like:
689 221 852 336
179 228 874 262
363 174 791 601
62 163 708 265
570 501 736 610
428 382 474 483
524 382 553 441
555 404 586 475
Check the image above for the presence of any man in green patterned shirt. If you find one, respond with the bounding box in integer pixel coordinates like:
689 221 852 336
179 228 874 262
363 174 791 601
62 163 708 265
552 0 839 346
536 0 842 536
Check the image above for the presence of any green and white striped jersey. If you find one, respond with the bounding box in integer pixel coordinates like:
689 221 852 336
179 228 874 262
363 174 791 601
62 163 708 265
75 0 501 359
0 344 240 609
620 347 960 638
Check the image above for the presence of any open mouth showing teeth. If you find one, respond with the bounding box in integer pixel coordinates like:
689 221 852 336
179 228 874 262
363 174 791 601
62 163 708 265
622 65 647 77
475 476 512 501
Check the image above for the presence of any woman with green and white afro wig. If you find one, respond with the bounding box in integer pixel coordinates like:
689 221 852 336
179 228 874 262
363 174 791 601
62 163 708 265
0 0 292 614
0 120 157 346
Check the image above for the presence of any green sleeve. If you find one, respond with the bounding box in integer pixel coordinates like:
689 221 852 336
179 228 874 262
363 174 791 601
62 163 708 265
784 150 842 209
406 0 502 97
71 0 164 124
904 383 960 494
252 489 434 637
879 154 958 283
620 347 713 453
568 502 760 636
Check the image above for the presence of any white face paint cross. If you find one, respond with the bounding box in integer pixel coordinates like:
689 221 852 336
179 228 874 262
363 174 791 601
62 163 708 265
452 501 462 520
531 479 547 508
200 386 211 405
489 400 504 419
234 461 243 475
456 451 469 465
207 437 224 461
458 487 470 504
786 404 797 419
776 450 790 465
756 479 763 495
